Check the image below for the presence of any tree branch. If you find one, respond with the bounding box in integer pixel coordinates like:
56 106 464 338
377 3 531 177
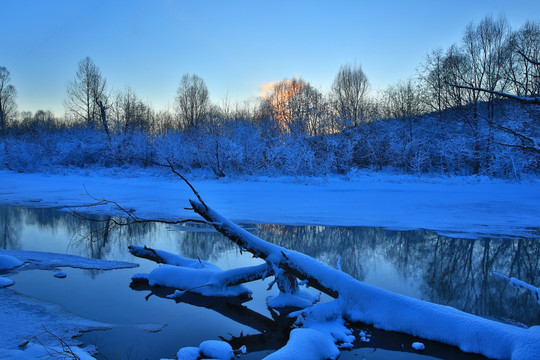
449 84 540 105
518 51 540 66
138 158 209 212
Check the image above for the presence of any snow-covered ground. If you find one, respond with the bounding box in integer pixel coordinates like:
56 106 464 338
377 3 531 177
1 169 539 238
1 169 540 359
0 250 137 359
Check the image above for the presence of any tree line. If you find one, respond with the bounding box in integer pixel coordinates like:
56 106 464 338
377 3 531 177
0 15 538 178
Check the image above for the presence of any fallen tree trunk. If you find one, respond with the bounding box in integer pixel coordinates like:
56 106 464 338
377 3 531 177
189 200 540 360
129 244 274 293
190 200 338 298
128 245 219 270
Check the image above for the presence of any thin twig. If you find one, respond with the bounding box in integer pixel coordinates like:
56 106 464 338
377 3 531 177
136 157 209 211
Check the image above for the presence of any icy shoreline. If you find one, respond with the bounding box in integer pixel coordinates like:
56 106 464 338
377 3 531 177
1 169 539 238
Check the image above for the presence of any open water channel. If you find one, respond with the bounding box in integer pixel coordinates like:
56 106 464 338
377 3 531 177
1 205 538 359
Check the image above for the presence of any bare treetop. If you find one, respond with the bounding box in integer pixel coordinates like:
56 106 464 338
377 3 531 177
331 63 370 127
175 73 209 129
64 56 108 128
0 66 17 135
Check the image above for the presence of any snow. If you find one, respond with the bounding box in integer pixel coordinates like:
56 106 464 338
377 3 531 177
0 254 22 288
0 289 108 359
1 169 540 359
266 289 319 309
0 249 138 271
291 249 540 360
147 264 251 297
54 271 67 278
0 254 24 270
0 277 15 288
263 328 340 360
358 330 371 342
0 249 137 360
0 343 97 360
1 170 539 238
190 200 540 360
199 340 234 360
174 340 234 360
176 346 200 360
412 342 425 351
128 245 219 270
131 246 272 298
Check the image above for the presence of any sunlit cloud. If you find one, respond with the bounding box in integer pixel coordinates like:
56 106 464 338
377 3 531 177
258 81 279 98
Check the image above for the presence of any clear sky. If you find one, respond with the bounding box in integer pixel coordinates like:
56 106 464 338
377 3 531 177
3 0 540 116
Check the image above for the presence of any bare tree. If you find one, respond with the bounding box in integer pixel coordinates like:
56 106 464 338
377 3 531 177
0 66 17 136
462 16 512 120
383 79 425 120
331 63 370 127
287 83 328 135
112 87 152 133
420 48 452 119
175 73 209 129
506 21 540 98
64 56 109 134
449 20 540 155
258 78 307 134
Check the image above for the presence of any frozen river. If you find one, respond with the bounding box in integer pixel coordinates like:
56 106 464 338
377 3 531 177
2 205 537 359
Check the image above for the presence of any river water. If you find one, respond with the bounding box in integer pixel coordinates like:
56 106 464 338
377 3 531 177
1 205 538 359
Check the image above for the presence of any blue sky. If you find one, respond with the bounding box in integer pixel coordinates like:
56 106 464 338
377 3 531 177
3 0 540 115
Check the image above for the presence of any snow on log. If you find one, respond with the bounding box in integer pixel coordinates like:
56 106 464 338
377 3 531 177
0 277 15 288
128 245 219 270
189 200 540 360
190 200 338 298
129 244 273 297
148 264 252 297
493 272 540 305
0 254 24 270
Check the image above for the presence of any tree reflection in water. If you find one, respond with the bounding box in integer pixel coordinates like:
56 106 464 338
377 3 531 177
1 205 538 327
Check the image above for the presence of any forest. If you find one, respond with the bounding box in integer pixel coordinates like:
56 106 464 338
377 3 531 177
0 15 538 179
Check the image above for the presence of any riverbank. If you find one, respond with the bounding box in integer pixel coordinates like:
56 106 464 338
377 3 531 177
1 169 538 238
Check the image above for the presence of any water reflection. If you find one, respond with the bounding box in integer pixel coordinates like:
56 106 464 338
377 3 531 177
0 205 23 249
253 224 540 326
1 204 538 327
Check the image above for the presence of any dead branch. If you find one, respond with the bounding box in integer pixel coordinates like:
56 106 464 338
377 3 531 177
449 84 540 105
70 185 208 229
32 325 81 360
138 158 209 211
